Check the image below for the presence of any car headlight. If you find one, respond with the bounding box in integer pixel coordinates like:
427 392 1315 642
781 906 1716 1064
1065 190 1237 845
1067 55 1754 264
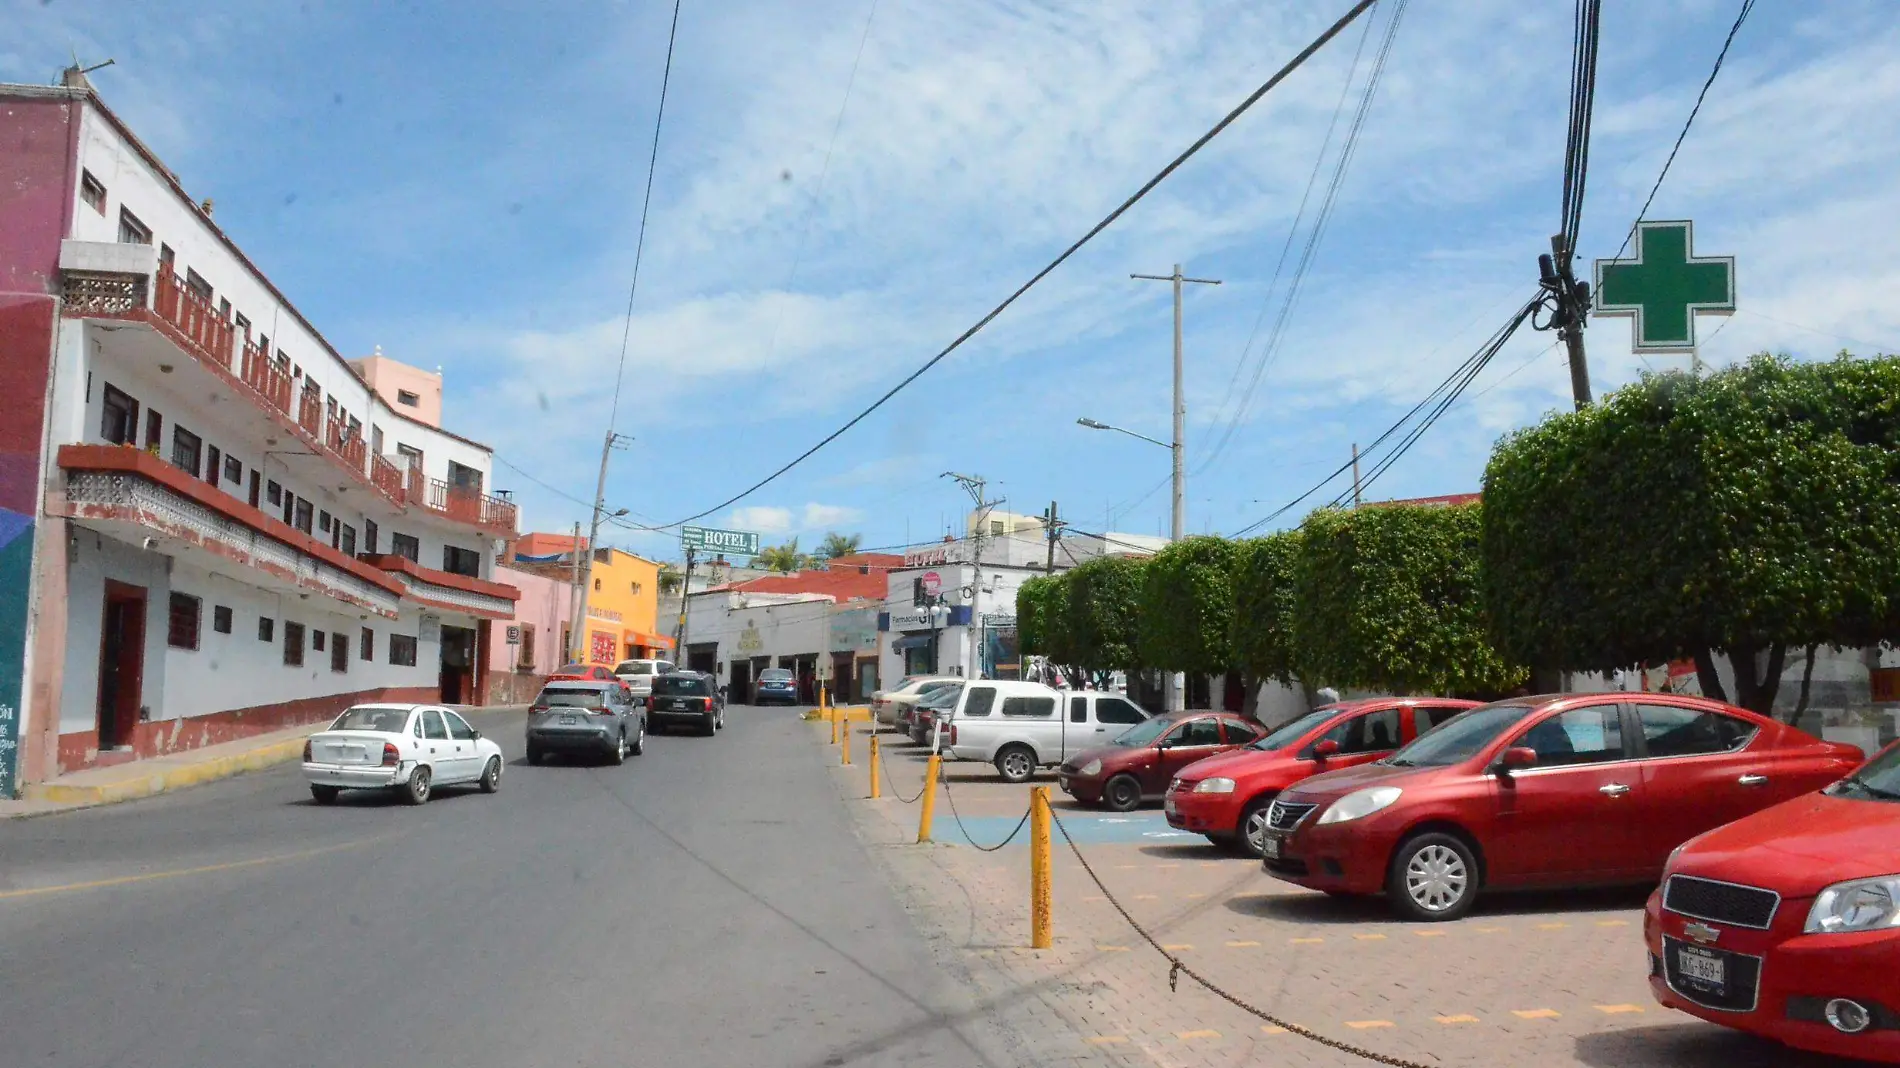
1079 759 1102 777
1316 786 1403 825
1193 777 1236 794
1805 876 1900 934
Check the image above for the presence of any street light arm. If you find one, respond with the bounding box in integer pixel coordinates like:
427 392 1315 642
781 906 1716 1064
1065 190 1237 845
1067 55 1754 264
1075 417 1171 450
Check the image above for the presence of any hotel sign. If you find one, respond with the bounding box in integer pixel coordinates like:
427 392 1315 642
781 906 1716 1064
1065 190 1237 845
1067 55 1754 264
904 544 962 568
681 526 760 557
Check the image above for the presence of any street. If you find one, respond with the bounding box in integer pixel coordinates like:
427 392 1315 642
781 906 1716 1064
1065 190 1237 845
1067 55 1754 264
0 706 1022 1068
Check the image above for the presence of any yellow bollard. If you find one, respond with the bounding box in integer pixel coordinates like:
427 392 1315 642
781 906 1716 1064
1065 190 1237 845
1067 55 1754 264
1030 786 1053 949
869 734 881 798
842 722 852 765
916 754 941 843
829 702 838 745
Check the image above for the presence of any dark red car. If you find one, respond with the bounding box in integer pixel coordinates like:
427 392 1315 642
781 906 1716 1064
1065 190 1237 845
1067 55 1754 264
1263 693 1862 921
1165 698 1480 855
1645 741 1900 1063
1057 711 1263 811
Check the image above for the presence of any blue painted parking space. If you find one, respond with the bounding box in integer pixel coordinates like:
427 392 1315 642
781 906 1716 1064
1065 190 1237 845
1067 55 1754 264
947 809 1197 847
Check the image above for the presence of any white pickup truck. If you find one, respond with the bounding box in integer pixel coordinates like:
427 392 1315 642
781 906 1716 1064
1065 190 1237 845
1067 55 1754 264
942 681 1154 782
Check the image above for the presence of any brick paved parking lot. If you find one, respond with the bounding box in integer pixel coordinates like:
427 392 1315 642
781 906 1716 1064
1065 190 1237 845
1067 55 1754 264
838 726 1881 1068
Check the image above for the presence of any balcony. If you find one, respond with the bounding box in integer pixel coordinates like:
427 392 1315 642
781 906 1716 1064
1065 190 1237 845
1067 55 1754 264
413 475 518 536
241 341 292 414
296 386 323 438
325 417 367 471
361 554 519 620
371 453 405 500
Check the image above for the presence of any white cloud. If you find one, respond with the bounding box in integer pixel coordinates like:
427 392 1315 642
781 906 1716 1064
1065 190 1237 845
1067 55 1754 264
728 506 793 535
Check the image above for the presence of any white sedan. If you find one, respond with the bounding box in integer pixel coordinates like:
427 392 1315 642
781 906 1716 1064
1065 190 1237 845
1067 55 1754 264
302 704 504 805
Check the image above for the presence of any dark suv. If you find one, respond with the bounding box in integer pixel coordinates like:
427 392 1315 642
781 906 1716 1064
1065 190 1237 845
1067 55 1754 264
648 672 724 736
526 680 645 764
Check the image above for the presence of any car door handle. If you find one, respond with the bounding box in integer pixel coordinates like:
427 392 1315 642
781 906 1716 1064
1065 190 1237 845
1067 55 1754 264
1738 773 1769 787
1599 782 1631 797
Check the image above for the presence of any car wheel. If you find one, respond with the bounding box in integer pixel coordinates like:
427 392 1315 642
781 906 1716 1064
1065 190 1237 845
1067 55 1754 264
478 756 502 794
1102 774 1142 812
703 713 717 737
994 745 1036 784
1387 832 1479 921
402 766 432 806
310 784 340 805
630 721 645 756
606 732 627 766
1237 797 1276 859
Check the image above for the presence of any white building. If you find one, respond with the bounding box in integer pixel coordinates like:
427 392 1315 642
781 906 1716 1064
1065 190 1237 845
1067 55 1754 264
0 79 518 791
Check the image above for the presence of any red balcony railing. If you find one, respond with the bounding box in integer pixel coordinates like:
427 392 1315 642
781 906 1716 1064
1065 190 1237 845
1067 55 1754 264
325 417 367 471
296 386 322 437
152 266 236 371
414 476 517 534
240 342 293 413
371 454 404 501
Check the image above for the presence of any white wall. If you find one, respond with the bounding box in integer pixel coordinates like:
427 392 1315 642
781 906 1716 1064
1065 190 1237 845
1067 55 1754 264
685 593 832 675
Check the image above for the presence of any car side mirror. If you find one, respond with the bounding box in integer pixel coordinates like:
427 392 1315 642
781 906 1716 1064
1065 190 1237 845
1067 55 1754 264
1496 746 1537 774
470 730 482 740
1313 739 1341 759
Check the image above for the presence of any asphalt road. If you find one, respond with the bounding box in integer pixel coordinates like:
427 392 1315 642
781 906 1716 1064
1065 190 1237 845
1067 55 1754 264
0 706 1023 1068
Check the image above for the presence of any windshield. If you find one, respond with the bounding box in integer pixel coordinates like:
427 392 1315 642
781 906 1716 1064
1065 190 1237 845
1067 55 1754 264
537 687 608 709
1250 708 1337 751
1113 717 1175 747
1827 744 1900 802
330 706 411 733
1387 703 1536 767
655 675 712 696
760 669 794 682
616 662 655 675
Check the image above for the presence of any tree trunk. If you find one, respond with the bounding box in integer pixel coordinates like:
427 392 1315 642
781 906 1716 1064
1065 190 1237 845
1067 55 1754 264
1693 649 1729 703
1726 643 1786 716
1790 644 1819 724
1239 672 1261 723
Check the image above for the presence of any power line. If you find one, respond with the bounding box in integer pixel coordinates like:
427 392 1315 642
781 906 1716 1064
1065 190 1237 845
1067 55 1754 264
1559 0 1601 253
604 0 686 434
652 0 1384 531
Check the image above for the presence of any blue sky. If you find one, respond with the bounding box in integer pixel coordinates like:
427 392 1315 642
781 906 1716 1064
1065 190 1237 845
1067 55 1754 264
10 0 1900 561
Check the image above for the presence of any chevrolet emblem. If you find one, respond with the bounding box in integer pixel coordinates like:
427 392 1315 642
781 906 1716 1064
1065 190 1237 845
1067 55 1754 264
1683 922 1721 945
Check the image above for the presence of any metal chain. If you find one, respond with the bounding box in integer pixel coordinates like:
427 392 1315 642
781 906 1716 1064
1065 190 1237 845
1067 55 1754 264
1049 809 1440 1068
940 773 1032 852
873 732 929 804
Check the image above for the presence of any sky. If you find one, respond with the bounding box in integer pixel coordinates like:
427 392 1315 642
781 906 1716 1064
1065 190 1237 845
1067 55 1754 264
9 0 1900 562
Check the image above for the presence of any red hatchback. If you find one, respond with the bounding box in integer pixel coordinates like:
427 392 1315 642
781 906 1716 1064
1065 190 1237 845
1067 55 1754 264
1164 698 1480 855
1057 711 1264 811
1645 741 1900 1063
1263 693 1862 921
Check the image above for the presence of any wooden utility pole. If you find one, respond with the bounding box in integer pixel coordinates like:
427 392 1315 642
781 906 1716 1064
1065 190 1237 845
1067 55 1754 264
1042 500 1061 575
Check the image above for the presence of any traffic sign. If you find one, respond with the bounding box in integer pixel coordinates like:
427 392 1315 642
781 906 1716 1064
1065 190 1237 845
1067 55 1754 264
681 525 760 557
921 571 942 596
1594 220 1734 353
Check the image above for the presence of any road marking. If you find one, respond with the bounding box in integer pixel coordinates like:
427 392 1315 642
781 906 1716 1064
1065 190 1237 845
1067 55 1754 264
1474 926 1507 933
1436 1015 1481 1025
0 836 385 902
1596 1004 1645 1015
1596 919 1630 927
1177 1029 1220 1040
1134 893 1160 900
1182 892 1207 899
1226 940 1261 947
1115 864 1140 870
1161 943 1194 951
1082 895 1105 903
1086 1036 1128 1046
1261 1025 1288 1035
1414 930 1447 938
1096 945 1131 952
1352 933 1387 941
1156 863 1179 869
1512 1009 1561 1020
1535 922 1570 930
1346 1020 1394 1030
1291 937 1324 944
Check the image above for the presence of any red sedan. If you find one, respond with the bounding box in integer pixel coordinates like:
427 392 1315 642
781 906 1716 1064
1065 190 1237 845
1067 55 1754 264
1057 712 1263 811
1646 741 1900 1063
551 664 618 683
1165 698 1479 855
1263 693 1862 921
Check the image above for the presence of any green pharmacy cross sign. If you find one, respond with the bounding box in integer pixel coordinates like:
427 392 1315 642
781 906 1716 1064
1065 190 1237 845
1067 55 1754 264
1593 220 1735 353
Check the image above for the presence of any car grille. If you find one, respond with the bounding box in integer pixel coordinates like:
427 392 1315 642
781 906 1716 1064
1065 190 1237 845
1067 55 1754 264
1663 875 1780 930
1266 799 1317 832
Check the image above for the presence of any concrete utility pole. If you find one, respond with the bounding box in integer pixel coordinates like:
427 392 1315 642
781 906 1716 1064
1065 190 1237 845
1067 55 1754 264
1351 443 1363 508
570 431 631 664
1133 264 1219 711
1042 500 1061 575
1546 234 1594 411
567 521 583 660
944 472 997 679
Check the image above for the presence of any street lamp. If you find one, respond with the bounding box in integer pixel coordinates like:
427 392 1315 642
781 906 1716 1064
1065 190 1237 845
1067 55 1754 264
1076 416 1172 451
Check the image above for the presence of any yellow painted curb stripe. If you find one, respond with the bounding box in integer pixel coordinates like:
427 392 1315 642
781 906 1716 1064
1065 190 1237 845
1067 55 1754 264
23 738 309 805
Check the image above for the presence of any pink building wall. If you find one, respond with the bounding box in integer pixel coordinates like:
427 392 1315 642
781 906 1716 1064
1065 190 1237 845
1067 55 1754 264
485 564 574 703
351 353 443 428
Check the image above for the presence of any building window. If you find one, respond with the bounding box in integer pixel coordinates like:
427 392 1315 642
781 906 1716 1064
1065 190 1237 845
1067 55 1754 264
170 425 203 477
212 605 233 634
443 545 481 577
224 455 242 484
234 311 251 339
80 170 107 214
396 443 423 472
118 208 151 246
396 389 421 407
167 593 201 650
389 633 418 667
283 622 305 666
159 244 175 270
370 426 384 456
218 297 232 322
331 634 348 674
319 510 332 533
258 617 274 642
593 577 602 592
267 480 282 506
312 630 326 653
447 460 482 494
338 524 357 557
293 499 314 534
183 269 213 302
144 409 162 451
518 625 536 670
100 383 139 445
282 492 296 527
203 444 221 486
363 519 379 555
391 532 420 563
248 471 261 508
360 627 374 661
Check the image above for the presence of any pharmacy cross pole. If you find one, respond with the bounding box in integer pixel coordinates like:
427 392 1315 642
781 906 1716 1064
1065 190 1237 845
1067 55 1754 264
1593 220 1735 354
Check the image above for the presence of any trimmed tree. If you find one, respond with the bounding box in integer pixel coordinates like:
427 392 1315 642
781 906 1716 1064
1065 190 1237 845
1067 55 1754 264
1483 355 1900 716
1138 538 1238 707
1229 531 1302 687
1066 556 1146 675
1294 502 1525 697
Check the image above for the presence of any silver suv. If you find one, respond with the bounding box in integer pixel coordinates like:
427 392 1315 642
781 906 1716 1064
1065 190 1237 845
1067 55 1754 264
613 658 675 706
526 680 645 765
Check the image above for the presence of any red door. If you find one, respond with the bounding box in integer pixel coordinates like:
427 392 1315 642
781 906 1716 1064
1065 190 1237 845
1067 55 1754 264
1304 703 1405 772
1484 704 1645 883
96 581 147 752
1150 718 1228 793
1633 702 1780 872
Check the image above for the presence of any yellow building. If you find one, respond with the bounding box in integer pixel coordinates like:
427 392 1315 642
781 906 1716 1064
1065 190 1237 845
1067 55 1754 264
581 547 672 666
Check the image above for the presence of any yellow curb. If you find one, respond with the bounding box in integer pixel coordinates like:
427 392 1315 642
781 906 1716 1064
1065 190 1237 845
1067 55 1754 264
23 737 309 806
1436 1014 1481 1024
1346 1020 1394 1030
1512 1009 1561 1020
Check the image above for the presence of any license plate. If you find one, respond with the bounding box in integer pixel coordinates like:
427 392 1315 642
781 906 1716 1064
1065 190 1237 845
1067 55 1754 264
1677 946 1726 987
561 714 577 724
1262 835 1282 860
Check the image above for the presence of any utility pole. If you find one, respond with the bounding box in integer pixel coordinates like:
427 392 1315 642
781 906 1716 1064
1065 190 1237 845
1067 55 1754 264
1351 443 1362 508
673 545 696 661
1042 500 1062 575
570 431 631 665
1133 264 1219 711
1543 234 1594 411
944 472 998 679
567 521 583 661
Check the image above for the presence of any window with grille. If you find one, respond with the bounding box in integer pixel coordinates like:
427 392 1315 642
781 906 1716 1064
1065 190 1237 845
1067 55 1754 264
389 633 418 667
170 426 202 477
167 593 201 650
283 622 304 666
331 634 348 674
81 170 106 214
212 605 232 634
100 384 139 445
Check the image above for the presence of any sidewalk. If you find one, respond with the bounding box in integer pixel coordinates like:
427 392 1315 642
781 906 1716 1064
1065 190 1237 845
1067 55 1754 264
3 704 525 817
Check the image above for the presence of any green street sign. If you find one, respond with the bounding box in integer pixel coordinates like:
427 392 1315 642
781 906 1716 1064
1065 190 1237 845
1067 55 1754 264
681 525 759 557
1594 220 1734 353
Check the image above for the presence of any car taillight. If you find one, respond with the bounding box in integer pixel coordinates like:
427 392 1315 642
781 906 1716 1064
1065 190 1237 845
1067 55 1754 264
700 697 713 711
529 705 549 715
949 725 958 745
302 739 312 761
381 742 400 767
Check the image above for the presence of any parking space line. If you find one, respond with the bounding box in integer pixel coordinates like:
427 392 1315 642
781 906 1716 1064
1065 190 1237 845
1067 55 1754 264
1353 933 1387 941
1177 1029 1221 1040
1512 1009 1561 1020
1291 937 1324 944
1225 940 1261 947
1595 1004 1645 1014
1346 1020 1394 1030
1087 1036 1129 1046
1161 943 1194 951
1096 945 1131 952
1436 1014 1481 1024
